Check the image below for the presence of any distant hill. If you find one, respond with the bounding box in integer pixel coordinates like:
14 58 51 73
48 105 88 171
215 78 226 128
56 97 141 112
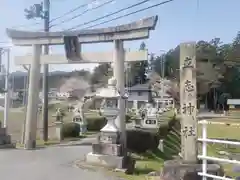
0 70 91 92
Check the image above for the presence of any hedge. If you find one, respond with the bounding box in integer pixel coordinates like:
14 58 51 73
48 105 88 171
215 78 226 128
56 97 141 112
126 129 159 153
86 116 107 131
61 122 80 138
126 116 179 153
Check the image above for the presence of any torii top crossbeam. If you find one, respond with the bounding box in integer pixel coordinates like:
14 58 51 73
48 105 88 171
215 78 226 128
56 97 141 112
6 16 158 46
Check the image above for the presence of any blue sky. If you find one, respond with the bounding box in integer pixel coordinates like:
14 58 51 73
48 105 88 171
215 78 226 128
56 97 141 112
0 0 239 72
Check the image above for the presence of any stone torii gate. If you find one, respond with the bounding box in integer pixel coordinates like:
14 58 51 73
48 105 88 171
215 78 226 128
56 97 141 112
6 16 158 150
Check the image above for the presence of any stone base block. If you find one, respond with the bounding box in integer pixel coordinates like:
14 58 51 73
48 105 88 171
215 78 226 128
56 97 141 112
24 140 36 150
55 123 64 141
92 143 122 156
85 152 135 173
85 152 125 169
0 143 15 149
160 160 224 180
0 128 6 136
0 135 11 145
80 124 87 135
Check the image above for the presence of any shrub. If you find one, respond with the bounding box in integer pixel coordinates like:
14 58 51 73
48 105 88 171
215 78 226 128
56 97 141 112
61 122 80 138
125 114 132 123
126 116 180 153
86 116 107 131
158 122 169 139
126 129 159 153
168 116 177 130
155 116 180 140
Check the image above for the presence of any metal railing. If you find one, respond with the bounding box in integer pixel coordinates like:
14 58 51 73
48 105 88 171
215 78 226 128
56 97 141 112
198 120 240 180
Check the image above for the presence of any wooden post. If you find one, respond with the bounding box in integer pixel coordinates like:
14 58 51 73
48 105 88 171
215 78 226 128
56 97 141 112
180 42 197 163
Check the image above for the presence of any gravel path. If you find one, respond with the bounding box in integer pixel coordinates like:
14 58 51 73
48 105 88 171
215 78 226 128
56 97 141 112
0 139 122 180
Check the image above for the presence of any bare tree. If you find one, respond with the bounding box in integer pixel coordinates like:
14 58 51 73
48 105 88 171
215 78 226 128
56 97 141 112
59 77 90 99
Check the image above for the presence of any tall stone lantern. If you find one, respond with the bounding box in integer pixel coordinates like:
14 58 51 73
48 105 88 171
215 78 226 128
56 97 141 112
86 77 129 169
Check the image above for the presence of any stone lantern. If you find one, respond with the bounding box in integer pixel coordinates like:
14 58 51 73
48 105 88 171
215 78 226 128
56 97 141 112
97 77 127 149
133 109 143 128
86 77 129 169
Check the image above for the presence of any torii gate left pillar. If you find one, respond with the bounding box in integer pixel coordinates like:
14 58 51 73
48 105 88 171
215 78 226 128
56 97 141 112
113 40 126 149
6 16 158 150
24 44 42 148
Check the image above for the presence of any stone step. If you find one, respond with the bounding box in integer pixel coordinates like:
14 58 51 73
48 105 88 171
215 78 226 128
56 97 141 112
0 128 6 136
0 143 15 149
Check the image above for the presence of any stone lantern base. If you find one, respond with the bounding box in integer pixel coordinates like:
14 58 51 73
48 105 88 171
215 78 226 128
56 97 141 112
55 121 64 141
85 131 135 173
134 118 142 128
85 152 135 173
0 123 15 149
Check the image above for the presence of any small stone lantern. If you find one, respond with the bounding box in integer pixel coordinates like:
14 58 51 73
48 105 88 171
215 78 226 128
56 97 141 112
133 109 143 128
142 103 159 129
72 108 87 135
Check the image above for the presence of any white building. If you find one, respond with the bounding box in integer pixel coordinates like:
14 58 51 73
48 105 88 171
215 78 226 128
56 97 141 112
126 82 174 109
153 93 174 108
56 92 71 99
127 83 150 109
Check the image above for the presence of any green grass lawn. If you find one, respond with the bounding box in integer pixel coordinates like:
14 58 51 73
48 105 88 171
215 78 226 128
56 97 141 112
115 150 168 180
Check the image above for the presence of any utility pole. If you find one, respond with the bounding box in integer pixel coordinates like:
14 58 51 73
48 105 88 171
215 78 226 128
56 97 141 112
0 48 2 75
24 1 50 142
21 65 29 144
160 52 165 108
0 48 2 128
42 0 50 142
0 48 10 130
3 49 10 130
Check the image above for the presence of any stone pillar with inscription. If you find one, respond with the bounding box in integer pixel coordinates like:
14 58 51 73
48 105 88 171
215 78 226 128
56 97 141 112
160 42 224 180
179 42 197 163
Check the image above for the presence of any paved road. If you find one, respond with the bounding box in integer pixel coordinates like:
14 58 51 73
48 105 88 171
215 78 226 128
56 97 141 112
0 140 121 180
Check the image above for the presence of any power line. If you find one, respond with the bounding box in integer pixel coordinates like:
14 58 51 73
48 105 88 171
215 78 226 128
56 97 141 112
84 0 174 29
6 1 98 30
85 0 173 29
50 0 115 28
3 0 111 31
49 2 90 23
67 0 153 30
